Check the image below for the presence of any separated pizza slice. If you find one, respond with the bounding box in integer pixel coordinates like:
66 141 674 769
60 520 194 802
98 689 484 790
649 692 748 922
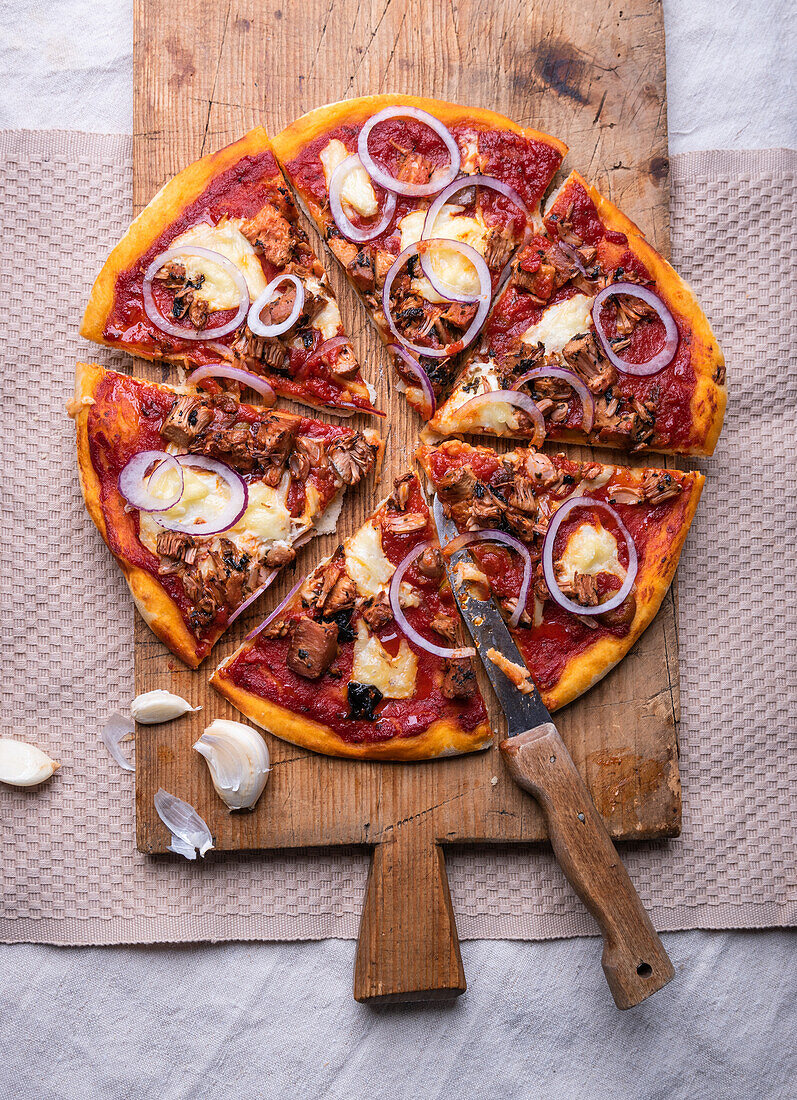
70 363 382 668
211 473 491 760
272 95 566 417
430 169 726 455
417 439 703 711
81 128 379 417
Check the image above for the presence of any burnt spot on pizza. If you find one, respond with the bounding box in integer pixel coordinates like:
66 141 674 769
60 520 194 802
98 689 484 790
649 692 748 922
324 608 356 643
347 682 383 722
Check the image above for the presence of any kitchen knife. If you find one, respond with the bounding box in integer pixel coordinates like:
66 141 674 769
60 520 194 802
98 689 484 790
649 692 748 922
433 495 675 1009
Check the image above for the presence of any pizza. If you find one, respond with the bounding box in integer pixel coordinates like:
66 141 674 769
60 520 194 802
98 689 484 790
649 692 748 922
417 439 703 711
81 127 379 417
70 363 382 668
272 95 566 415
211 473 491 760
430 170 726 455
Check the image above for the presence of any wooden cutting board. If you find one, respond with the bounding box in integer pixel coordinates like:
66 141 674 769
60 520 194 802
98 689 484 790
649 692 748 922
133 0 679 1001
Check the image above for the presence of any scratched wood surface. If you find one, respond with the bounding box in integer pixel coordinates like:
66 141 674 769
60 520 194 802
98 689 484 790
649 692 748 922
133 0 679 1000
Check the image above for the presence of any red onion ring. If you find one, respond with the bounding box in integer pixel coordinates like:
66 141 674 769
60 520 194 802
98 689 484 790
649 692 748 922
245 575 305 641
512 366 595 433
381 241 490 358
142 246 249 341
227 569 278 627
541 496 638 616
420 175 529 299
204 341 234 360
118 451 184 512
591 282 678 376
305 334 351 369
417 232 492 305
154 454 248 536
188 362 276 404
329 154 397 242
388 541 475 658
388 344 436 417
358 106 461 198
453 389 546 444
443 529 532 628
248 274 305 338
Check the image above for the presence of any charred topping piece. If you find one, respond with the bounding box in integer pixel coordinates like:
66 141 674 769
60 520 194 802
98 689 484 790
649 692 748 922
161 396 214 447
347 681 383 721
562 332 617 395
240 202 294 268
441 660 477 700
641 471 682 504
329 435 378 487
286 618 339 679
359 592 393 631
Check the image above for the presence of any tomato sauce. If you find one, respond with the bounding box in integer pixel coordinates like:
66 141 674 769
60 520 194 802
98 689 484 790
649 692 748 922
221 479 488 744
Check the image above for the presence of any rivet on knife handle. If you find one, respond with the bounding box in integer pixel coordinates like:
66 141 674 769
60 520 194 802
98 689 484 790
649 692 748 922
500 723 675 1010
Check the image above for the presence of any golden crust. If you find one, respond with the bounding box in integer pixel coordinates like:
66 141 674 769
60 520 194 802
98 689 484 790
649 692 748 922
80 127 275 350
560 170 726 456
272 94 568 165
210 666 493 761
71 362 207 667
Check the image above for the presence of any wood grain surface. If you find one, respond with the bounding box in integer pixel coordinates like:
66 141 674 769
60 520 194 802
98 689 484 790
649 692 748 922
133 0 679 1001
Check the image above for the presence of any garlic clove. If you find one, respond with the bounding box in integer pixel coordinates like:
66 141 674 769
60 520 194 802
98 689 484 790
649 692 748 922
194 719 271 812
131 690 201 725
0 738 60 787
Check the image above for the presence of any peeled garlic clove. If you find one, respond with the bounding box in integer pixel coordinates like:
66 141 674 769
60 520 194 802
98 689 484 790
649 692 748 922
0 738 60 787
131 690 201 725
194 719 270 812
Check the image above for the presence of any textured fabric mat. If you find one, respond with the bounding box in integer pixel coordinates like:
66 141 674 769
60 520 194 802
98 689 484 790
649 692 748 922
0 132 794 945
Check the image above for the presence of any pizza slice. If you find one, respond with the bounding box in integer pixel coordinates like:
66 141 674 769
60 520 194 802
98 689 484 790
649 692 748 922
70 363 382 668
81 127 379 417
211 473 491 760
272 95 566 417
430 170 726 455
417 439 703 711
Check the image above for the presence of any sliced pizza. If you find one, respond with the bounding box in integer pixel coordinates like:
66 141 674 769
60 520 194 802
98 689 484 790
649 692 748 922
417 439 703 711
430 169 726 455
211 473 491 760
272 95 566 416
70 363 382 668
81 128 379 417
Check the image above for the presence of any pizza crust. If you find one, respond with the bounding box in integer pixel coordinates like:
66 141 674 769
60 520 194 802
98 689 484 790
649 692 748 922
81 128 275 351
210 665 493 761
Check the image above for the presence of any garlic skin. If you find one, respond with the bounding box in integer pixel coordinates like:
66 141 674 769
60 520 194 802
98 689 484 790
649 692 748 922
131 690 201 725
0 738 60 787
194 719 270 811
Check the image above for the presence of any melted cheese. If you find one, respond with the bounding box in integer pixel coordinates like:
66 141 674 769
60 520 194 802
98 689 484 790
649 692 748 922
520 294 595 355
344 522 395 598
302 274 342 341
351 621 417 699
557 522 625 585
399 204 489 304
319 139 378 217
445 362 519 434
171 219 267 308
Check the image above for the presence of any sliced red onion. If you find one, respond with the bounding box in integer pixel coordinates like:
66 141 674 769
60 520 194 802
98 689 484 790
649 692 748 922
388 541 475 659
118 451 184 512
442 529 532 628
154 788 214 858
388 344 436 417
227 570 278 627
591 282 678 376
454 390 546 444
101 712 135 773
188 362 276 404
155 455 248 536
418 235 492 305
381 241 490 358
142 247 249 341
248 274 305 338
245 575 305 642
204 340 234 360
358 107 461 197
329 154 397 242
512 366 595 434
305 334 351 369
541 496 638 616
421 175 529 297
558 241 587 276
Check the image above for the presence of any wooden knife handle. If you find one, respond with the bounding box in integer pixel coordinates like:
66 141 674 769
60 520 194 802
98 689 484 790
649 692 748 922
500 723 674 1009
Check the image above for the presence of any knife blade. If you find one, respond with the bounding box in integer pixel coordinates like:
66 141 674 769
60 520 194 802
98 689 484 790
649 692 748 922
431 491 675 1009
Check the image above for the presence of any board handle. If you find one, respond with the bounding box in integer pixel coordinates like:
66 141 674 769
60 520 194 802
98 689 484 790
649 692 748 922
354 827 465 1004
500 724 675 1009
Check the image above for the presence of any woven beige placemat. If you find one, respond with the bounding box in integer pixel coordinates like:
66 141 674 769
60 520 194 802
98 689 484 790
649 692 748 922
0 132 794 945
